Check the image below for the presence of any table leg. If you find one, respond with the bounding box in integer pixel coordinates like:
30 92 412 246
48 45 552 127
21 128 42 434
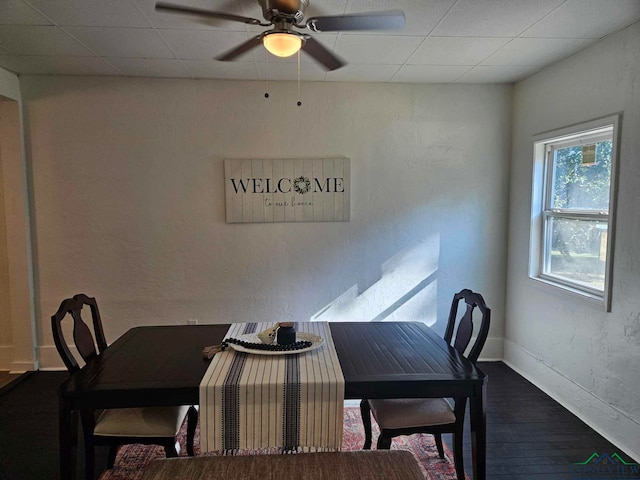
59 395 74 480
469 382 487 480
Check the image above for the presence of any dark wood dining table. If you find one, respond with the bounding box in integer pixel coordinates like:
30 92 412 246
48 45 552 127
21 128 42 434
58 322 487 480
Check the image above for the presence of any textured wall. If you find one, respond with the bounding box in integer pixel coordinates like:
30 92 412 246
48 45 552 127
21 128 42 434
506 22 640 459
18 77 511 367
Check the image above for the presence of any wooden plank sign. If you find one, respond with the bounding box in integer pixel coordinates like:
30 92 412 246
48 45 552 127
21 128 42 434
224 157 350 223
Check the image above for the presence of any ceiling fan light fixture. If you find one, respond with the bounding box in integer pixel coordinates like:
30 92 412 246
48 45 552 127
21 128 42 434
263 32 302 57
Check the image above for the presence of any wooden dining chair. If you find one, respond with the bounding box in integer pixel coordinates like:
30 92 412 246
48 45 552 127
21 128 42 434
51 293 198 480
359 289 491 480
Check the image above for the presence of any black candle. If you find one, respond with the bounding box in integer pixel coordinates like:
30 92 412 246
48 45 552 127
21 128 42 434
277 323 296 345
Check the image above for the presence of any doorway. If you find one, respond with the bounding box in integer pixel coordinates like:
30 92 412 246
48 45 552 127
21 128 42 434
0 95 36 372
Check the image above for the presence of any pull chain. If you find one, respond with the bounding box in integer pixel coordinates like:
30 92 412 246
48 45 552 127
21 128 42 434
296 49 302 107
264 47 270 99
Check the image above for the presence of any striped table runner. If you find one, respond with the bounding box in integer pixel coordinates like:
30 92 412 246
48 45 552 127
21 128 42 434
199 321 345 453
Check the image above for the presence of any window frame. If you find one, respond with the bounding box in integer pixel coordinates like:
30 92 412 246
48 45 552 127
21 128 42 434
529 114 621 311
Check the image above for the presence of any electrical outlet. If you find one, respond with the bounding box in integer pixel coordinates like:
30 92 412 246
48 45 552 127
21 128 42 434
187 319 198 325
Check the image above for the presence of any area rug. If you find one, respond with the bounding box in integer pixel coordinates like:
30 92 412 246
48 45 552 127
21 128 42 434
99 406 468 480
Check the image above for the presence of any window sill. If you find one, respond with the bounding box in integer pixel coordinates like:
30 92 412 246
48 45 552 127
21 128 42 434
527 275 609 312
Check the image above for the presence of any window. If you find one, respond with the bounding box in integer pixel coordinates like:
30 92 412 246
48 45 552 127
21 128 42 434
530 115 620 311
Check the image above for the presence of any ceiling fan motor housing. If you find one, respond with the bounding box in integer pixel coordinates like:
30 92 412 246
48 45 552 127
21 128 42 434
259 0 308 23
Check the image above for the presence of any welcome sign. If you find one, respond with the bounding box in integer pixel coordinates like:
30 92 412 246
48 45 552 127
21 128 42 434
224 157 350 223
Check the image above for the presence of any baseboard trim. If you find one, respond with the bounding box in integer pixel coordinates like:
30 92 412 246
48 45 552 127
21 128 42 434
478 336 503 360
504 339 640 462
0 345 13 370
0 345 38 372
37 345 65 370
9 360 36 373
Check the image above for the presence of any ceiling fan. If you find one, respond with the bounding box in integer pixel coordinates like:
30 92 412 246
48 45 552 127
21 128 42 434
155 0 406 71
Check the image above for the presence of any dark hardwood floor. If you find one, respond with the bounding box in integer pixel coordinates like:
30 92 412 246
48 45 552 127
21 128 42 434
444 362 636 479
0 362 635 480
0 371 28 392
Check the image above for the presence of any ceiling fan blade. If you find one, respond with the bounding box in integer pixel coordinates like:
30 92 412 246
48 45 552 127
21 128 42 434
155 2 264 25
301 37 344 71
305 10 405 32
216 36 263 61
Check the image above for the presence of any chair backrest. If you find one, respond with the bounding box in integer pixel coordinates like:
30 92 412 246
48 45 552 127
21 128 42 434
443 289 490 363
51 294 107 374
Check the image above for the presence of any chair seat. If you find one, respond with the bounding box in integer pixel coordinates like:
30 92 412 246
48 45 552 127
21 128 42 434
94 406 190 437
369 398 456 429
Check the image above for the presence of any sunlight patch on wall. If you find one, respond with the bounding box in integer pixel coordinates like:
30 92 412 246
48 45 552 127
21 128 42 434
311 235 439 325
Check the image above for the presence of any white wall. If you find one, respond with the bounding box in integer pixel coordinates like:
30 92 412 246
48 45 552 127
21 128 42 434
506 22 640 460
0 67 36 372
17 77 511 368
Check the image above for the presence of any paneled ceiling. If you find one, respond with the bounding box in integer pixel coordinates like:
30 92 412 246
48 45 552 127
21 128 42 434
1 0 639 84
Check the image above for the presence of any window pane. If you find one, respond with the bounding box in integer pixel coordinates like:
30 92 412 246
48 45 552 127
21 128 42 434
545 217 607 291
551 140 612 210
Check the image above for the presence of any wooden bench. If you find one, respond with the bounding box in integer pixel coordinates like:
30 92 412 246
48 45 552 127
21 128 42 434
140 450 424 480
